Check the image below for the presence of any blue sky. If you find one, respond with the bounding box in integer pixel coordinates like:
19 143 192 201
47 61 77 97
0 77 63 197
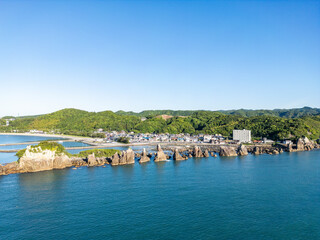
0 0 319 117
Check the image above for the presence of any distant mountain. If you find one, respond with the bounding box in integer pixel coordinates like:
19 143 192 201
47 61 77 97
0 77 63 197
116 110 196 117
219 107 320 118
116 107 320 118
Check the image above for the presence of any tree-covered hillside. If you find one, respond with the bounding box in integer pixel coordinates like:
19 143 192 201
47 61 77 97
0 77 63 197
1 108 320 140
116 107 320 118
116 110 196 118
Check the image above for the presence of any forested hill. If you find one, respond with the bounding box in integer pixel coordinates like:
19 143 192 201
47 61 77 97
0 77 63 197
116 110 196 117
1 108 320 141
116 107 320 118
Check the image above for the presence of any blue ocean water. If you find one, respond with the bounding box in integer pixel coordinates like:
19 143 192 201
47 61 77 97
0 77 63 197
0 135 61 144
0 136 320 239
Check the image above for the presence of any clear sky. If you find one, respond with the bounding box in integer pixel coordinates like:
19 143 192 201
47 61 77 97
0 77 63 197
0 0 319 117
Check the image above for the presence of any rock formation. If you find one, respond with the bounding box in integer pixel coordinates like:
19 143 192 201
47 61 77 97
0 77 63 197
173 149 188 161
302 137 314 151
193 146 204 158
219 146 237 157
237 144 248 156
296 138 305 151
111 152 120 166
87 153 97 166
203 149 210 158
126 148 135 164
295 137 315 151
287 142 293 152
0 162 20 175
0 145 72 175
71 157 87 167
253 146 262 155
53 154 73 168
119 148 135 165
154 144 168 162
139 148 150 163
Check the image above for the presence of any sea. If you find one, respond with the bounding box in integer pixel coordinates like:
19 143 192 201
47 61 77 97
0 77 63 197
0 135 319 239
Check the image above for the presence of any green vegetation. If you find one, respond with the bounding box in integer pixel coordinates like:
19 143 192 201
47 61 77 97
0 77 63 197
15 141 121 160
117 137 130 144
16 149 26 159
74 149 121 158
116 107 320 118
15 141 71 160
2 108 320 141
0 119 6 125
116 110 196 118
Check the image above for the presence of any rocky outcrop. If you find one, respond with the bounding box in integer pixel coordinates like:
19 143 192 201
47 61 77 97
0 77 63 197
154 144 168 162
53 154 73 169
111 152 120 166
173 149 188 161
219 146 237 157
21 146 72 172
193 146 204 158
139 148 150 163
302 137 314 151
0 145 72 175
87 153 97 166
203 150 210 158
0 162 20 175
288 142 294 152
119 148 135 165
253 146 263 155
71 157 87 167
237 144 248 156
296 138 305 151
126 148 135 164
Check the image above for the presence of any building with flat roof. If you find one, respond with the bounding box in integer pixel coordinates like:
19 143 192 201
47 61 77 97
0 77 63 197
233 129 251 143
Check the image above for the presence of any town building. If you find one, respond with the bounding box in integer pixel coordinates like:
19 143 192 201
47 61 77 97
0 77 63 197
233 129 251 143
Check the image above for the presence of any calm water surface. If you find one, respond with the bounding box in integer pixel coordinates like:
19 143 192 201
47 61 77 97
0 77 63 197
0 136 319 239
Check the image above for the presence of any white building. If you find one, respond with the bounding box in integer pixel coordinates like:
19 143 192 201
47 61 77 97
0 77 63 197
233 129 251 143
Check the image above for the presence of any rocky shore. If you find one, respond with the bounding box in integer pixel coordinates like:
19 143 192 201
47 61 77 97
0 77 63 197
0 137 319 176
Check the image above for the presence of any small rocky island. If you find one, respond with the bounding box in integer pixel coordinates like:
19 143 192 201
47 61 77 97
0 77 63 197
0 137 319 176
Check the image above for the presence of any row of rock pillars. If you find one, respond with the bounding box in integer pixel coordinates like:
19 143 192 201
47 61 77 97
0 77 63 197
108 145 228 166
108 137 318 165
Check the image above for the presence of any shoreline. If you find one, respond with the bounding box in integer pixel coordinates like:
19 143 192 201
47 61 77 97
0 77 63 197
0 132 237 150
